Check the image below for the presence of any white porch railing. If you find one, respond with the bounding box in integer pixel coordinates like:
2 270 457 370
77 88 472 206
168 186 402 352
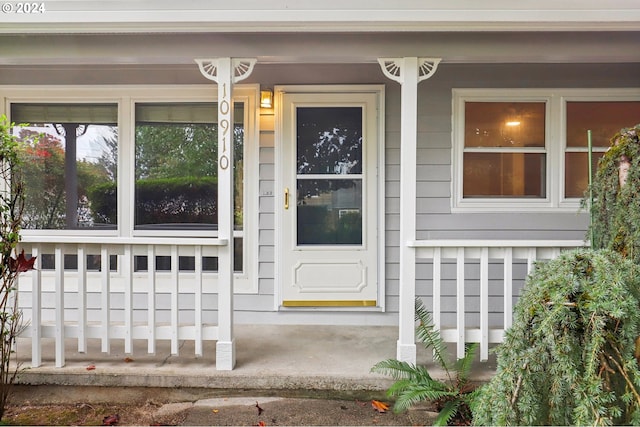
17 236 228 369
15 237 588 370
410 240 588 361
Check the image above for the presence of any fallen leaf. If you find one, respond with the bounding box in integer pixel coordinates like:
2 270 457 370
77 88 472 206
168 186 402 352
255 401 264 415
86 364 96 371
212 409 219 414
123 357 134 363
9 250 36 273
102 414 120 426
371 400 389 413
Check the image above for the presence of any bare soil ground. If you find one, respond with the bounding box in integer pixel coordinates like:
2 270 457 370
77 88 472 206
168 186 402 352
2 386 437 426
4 401 187 426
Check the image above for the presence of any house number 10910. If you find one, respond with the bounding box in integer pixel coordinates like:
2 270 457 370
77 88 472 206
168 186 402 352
219 84 230 170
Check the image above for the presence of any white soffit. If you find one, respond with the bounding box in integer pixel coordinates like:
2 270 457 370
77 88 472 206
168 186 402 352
1 32 639 66
1 0 640 33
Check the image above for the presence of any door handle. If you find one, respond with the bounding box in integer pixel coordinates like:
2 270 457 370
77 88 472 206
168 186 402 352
284 188 289 210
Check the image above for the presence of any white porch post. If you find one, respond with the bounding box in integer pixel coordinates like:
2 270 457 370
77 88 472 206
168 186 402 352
378 57 441 364
195 57 256 370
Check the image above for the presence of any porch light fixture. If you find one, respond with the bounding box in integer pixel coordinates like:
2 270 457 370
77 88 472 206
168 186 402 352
260 89 273 109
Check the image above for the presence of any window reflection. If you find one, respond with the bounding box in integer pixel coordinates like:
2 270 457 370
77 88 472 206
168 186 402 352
297 107 362 175
297 180 362 245
134 103 244 230
11 103 118 229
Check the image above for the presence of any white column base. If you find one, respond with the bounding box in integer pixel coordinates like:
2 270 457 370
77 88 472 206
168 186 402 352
396 341 417 365
216 340 236 370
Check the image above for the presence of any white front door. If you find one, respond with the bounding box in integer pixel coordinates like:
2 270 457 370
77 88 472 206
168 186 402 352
277 88 382 307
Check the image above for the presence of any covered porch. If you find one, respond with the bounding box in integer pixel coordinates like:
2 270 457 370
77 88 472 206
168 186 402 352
3 1 636 374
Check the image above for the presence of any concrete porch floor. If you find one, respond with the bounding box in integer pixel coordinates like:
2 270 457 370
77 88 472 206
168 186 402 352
14 325 497 393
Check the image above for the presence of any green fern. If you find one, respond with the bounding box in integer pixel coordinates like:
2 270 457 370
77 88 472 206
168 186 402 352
437 399 462 426
371 298 478 425
415 298 455 375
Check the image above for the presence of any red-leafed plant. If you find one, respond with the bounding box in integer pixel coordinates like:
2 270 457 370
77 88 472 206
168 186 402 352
0 114 36 420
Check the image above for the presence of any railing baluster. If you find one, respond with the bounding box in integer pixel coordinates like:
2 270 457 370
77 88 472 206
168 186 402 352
54 245 65 368
456 247 465 359
30 244 42 368
101 245 110 354
480 247 489 361
432 247 441 332
124 244 133 354
195 245 203 357
503 247 513 331
147 245 156 354
77 244 87 353
527 247 537 274
170 245 179 355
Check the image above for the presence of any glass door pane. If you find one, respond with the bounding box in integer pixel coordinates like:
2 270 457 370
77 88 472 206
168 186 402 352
296 107 363 246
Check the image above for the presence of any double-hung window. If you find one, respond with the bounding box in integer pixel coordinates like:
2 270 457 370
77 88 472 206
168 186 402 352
462 100 547 199
453 89 640 211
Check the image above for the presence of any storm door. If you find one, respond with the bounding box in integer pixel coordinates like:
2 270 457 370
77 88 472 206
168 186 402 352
278 91 379 307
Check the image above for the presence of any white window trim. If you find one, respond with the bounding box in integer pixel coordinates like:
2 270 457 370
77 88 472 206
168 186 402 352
452 88 640 213
1 84 259 293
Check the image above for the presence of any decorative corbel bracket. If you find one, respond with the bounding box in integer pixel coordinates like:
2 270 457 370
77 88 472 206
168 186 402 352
378 58 442 84
195 58 257 84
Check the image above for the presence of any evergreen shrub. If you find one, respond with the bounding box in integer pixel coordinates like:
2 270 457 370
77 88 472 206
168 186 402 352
473 249 640 426
588 124 640 262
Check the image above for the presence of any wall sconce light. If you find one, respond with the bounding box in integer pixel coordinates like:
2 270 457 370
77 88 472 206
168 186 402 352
260 89 273 109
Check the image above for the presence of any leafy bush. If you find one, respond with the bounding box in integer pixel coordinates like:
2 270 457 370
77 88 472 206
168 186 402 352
372 298 478 426
0 115 35 419
473 249 640 426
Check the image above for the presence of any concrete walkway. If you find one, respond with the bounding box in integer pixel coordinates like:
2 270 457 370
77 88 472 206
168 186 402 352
14 325 497 392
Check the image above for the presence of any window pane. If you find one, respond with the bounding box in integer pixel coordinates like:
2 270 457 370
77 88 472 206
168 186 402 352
565 101 640 198
463 153 546 198
134 103 244 230
296 107 363 175
297 179 362 245
567 101 640 148
465 102 545 148
11 103 118 229
565 152 606 198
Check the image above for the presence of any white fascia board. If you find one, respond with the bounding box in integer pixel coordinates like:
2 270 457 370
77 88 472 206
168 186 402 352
1 1 640 34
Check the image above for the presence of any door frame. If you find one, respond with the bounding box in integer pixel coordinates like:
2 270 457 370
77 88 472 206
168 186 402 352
274 84 386 311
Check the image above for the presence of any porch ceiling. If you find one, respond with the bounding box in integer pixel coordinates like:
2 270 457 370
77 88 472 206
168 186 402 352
1 32 640 66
